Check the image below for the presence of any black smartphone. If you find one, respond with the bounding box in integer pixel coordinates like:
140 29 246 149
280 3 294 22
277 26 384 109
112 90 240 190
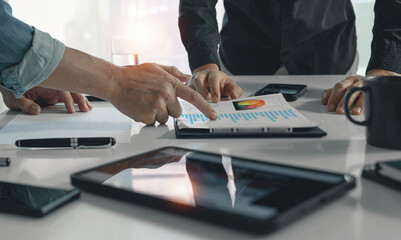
0 181 80 217
255 83 307 101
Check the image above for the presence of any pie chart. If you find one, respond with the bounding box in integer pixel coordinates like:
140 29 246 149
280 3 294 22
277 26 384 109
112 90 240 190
235 100 265 110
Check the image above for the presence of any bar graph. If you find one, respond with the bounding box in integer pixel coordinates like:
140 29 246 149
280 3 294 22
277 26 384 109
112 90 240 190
180 109 298 125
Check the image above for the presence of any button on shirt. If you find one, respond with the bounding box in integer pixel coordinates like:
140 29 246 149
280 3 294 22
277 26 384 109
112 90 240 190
0 0 65 98
179 0 401 75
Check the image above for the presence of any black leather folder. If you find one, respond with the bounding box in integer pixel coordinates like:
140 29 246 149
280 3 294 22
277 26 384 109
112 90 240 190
174 119 327 139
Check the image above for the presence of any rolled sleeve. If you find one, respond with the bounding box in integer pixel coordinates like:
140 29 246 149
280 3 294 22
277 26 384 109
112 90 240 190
0 0 33 70
366 0 401 74
179 0 221 72
1 28 65 98
186 42 221 73
367 40 401 74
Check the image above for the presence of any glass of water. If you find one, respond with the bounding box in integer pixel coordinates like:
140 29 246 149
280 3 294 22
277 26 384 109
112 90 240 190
111 36 139 66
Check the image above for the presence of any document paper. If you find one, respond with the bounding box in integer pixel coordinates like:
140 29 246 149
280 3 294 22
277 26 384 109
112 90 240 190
0 104 132 144
177 94 318 130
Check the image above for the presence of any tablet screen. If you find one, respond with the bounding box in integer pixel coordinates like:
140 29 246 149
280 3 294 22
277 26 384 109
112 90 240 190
74 147 352 221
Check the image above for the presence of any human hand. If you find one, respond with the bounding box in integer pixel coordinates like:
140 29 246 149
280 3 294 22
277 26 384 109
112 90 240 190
190 63 243 103
0 86 92 115
321 75 363 115
321 69 401 115
109 63 218 125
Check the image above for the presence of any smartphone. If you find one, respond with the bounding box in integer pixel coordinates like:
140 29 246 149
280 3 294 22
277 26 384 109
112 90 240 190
0 181 80 217
255 83 307 101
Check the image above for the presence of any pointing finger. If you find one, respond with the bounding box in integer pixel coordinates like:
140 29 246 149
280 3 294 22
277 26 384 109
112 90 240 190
175 80 217 120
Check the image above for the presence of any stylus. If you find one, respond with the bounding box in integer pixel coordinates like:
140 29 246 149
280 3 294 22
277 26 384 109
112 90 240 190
15 137 116 149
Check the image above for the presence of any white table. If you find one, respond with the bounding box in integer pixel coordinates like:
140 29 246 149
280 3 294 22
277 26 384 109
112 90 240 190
0 75 400 240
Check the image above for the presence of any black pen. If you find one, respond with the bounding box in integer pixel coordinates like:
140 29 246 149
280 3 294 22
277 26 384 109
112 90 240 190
15 137 116 149
86 95 107 102
0 157 10 167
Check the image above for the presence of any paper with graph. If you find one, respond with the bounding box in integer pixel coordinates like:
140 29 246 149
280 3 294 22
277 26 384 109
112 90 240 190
177 94 318 130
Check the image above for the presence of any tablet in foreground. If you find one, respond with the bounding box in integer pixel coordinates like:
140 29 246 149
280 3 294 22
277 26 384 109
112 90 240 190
71 147 355 234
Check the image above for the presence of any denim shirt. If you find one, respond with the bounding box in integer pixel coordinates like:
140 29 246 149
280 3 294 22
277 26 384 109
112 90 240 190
0 0 65 98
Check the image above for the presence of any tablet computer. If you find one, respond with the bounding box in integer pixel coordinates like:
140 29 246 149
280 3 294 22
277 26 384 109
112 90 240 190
71 147 355 234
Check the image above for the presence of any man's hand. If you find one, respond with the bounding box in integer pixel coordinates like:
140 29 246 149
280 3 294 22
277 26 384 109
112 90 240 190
0 86 92 115
321 75 364 115
37 47 217 125
190 63 243 103
321 69 401 115
109 63 218 125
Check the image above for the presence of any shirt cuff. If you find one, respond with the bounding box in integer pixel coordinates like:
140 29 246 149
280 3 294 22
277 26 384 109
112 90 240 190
1 27 65 98
367 41 401 74
187 42 220 73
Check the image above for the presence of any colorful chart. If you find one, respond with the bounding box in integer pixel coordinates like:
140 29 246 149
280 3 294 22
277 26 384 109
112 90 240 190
180 109 298 125
233 99 265 110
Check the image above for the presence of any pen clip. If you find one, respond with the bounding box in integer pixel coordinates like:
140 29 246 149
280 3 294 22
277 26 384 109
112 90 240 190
75 143 115 149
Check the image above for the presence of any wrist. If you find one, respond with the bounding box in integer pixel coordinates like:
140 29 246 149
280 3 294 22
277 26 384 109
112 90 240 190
367 69 401 76
106 65 125 103
193 63 219 74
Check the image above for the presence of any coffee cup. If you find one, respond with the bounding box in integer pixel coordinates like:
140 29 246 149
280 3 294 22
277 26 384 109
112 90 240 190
344 76 401 150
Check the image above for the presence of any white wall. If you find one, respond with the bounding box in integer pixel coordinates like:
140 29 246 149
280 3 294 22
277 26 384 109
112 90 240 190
8 0 111 62
352 0 375 74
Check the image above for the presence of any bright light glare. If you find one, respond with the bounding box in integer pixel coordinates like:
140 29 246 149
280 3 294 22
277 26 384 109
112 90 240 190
158 4 169 13
124 21 162 54
172 184 195 203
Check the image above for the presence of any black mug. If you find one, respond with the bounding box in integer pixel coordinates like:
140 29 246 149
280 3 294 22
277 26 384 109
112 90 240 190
344 76 401 150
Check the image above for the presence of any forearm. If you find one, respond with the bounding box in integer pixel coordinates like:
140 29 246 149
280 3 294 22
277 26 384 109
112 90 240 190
179 0 221 72
40 47 119 101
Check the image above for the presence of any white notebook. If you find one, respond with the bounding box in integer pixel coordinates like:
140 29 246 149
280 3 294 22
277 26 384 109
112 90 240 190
0 103 132 144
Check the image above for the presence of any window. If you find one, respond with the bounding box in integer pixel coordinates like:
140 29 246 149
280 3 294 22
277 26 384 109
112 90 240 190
8 0 374 74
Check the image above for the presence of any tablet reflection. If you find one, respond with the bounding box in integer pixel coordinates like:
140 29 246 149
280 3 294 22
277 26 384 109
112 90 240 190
100 148 278 219
102 148 195 205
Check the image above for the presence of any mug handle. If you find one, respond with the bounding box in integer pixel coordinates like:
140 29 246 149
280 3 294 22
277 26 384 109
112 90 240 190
344 86 369 126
